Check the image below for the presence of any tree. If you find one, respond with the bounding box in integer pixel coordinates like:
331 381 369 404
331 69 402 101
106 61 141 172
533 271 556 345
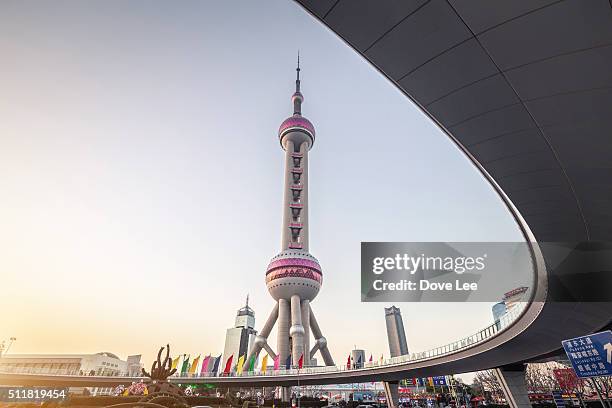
526 363 559 393
590 376 612 408
473 370 504 403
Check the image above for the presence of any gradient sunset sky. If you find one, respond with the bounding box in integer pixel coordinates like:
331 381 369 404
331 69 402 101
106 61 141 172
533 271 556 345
0 0 527 379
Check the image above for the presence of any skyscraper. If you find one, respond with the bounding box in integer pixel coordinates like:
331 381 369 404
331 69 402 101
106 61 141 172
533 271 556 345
491 286 527 331
385 306 409 357
222 297 257 371
244 57 334 369
492 301 508 330
351 349 366 368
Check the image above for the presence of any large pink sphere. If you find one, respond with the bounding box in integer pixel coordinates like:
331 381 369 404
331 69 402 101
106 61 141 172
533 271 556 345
265 250 322 301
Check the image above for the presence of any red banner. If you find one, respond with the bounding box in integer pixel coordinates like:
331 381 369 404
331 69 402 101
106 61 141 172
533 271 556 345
553 368 582 391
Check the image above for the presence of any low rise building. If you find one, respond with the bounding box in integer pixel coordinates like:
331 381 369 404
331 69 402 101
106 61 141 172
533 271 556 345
0 351 140 376
0 352 142 395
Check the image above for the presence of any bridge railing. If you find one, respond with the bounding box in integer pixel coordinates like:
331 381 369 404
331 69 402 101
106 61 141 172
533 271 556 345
0 303 525 379
174 302 526 378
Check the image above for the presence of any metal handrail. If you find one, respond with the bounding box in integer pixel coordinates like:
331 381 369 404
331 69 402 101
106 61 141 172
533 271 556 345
181 303 525 378
0 303 525 380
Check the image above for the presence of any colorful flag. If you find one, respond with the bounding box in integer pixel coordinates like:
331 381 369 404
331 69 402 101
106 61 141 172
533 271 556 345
369 355 373 363
180 355 190 374
261 355 269 373
273 355 280 370
248 355 256 371
346 355 351 369
379 355 384 364
189 355 200 374
223 355 233 375
171 356 180 370
427 377 434 386
236 355 245 374
211 355 221 375
356 355 362 368
200 355 211 374
285 355 291 369
298 354 303 369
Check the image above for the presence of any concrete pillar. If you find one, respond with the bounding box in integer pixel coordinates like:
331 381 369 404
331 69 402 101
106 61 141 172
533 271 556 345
244 303 279 366
309 306 335 366
309 342 320 360
281 386 291 402
260 303 279 338
290 294 304 366
383 381 400 408
262 343 277 359
301 299 310 365
277 299 290 367
494 364 531 408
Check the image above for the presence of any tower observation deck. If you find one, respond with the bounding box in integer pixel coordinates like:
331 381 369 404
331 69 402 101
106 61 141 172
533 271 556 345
243 57 335 370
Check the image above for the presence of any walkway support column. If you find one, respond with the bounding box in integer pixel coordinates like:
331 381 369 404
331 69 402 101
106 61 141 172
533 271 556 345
494 364 531 408
383 381 399 408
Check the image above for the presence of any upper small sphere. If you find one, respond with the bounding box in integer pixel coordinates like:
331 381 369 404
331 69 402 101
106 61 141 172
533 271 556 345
278 115 315 149
292 91 304 104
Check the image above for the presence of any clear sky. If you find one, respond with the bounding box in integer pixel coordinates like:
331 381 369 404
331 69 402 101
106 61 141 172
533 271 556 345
0 0 525 380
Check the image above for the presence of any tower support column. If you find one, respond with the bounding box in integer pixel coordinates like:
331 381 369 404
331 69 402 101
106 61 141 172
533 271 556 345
290 294 304 366
300 299 310 365
244 303 278 368
309 305 334 366
277 299 290 367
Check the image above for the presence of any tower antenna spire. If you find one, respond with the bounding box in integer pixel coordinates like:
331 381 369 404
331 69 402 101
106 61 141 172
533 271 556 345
295 51 301 93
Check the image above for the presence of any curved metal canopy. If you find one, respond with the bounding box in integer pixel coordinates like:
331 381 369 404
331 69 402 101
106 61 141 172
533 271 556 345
298 0 612 243
295 0 612 364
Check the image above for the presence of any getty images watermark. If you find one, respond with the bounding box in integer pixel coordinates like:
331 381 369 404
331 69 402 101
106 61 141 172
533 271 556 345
372 252 487 291
361 242 612 302
361 242 533 302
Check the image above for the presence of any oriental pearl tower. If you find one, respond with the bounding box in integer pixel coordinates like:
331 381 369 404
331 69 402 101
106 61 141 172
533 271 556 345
244 57 334 369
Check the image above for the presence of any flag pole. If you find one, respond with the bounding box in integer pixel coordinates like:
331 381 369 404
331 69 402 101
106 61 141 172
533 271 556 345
297 359 301 408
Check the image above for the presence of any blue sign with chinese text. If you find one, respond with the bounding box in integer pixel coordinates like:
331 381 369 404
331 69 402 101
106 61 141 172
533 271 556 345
562 330 612 378
433 376 447 386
